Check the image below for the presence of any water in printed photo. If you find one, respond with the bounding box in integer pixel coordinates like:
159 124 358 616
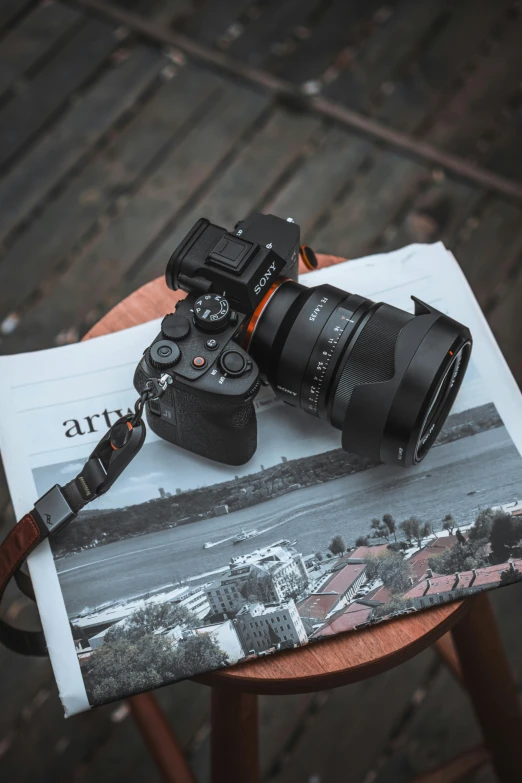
33 397 522 706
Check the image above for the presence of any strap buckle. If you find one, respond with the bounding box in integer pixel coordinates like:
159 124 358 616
34 485 75 535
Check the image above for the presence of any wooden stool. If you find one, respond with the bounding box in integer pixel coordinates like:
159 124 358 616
86 257 522 783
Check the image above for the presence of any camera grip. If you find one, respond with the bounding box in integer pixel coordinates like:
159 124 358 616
134 365 257 465
173 387 257 465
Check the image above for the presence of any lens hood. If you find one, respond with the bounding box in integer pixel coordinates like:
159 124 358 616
339 299 472 466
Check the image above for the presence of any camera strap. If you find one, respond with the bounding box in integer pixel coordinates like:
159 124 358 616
0 375 173 656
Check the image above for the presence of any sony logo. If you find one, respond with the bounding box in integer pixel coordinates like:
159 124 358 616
254 262 277 295
277 385 297 396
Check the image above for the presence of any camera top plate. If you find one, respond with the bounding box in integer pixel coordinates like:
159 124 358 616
140 297 258 404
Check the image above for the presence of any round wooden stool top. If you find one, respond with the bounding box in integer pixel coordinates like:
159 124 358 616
86 255 467 695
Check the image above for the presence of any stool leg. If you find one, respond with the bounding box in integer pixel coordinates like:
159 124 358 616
450 592 522 783
129 693 196 783
211 687 259 783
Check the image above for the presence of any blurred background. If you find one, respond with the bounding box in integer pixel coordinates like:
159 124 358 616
1 0 522 781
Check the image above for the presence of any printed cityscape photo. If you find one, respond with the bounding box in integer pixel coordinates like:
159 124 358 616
32 400 522 706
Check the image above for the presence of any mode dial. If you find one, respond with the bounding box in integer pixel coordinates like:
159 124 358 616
193 294 231 332
148 339 181 369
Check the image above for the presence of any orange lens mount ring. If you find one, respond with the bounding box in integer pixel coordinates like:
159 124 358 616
243 278 290 350
300 245 317 271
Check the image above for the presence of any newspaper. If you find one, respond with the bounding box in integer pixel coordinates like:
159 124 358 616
1 242 522 716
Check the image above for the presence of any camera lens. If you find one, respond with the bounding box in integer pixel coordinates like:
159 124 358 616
245 280 471 467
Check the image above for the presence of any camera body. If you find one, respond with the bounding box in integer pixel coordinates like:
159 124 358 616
133 213 299 465
135 212 472 468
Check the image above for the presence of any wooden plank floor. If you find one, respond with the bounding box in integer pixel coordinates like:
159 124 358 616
1 1 522 781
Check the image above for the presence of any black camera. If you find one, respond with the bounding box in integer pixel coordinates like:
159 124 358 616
134 213 472 467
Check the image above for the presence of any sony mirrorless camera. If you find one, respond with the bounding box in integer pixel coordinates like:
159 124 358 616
134 213 472 467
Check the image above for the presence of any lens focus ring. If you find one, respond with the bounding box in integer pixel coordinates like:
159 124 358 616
330 304 411 429
300 293 368 417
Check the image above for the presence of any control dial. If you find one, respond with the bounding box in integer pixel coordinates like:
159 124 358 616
149 339 181 369
161 313 190 340
193 294 231 332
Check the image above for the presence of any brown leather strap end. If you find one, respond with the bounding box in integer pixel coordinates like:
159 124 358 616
0 515 42 605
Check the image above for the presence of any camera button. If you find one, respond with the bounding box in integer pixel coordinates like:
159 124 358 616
221 350 247 376
205 339 219 351
192 356 206 369
149 340 181 369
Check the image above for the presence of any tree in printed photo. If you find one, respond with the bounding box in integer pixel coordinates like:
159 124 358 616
500 566 522 586
105 602 195 644
84 602 227 705
399 516 428 547
240 569 276 603
329 534 346 555
468 507 496 543
489 512 522 561
442 513 456 535
371 596 416 621
364 551 413 595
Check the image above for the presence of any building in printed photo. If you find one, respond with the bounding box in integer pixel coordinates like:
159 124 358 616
407 534 461 581
319 562 367 602
165 619 245 663
365 585 392 605
192 620 245 662
297 592 340 623
164 619 245 662
88 626 112 650
206 540 310 616
180 586 212 620
205 577 245 617
403 559 522 610
342 544 388 563
297 562 367 626
313 601 373 637
73 584 210 648
235 600 308 654
230 540 310 600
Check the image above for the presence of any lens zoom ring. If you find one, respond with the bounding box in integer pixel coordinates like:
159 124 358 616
331 305 410 426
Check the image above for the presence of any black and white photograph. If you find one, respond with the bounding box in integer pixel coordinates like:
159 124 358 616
32 383 522 706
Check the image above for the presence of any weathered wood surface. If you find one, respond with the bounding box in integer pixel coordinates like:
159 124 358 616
0 0 36 32
1 1 522 781
0 17 118 173
0 42 166 244
0 2 82 99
